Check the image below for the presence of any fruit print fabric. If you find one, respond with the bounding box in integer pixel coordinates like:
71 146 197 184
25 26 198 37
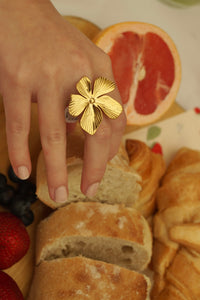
123 109 200 165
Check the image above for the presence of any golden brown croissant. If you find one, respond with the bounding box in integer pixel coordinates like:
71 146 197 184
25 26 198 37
125 139 166 219
151 147 200 299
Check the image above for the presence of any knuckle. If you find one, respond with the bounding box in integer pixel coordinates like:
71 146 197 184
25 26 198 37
73 50 92 75
8 66 29 88
43 129 65 147
7 119 28 136
41 63 59 83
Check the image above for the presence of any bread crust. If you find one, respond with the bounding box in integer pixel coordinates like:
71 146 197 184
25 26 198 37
126 139 166 218
28 256 151 300
36 143 142 209
36 202 152 271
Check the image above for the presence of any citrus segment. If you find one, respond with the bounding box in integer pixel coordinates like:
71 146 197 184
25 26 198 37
94 22 181 125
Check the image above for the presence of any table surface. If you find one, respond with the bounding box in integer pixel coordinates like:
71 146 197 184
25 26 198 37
51 0 200 111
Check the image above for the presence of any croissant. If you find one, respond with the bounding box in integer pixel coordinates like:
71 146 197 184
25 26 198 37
151 147 200 299
125 139 166 219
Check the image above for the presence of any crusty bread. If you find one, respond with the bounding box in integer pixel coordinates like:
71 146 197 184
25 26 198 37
125 139 166 218
36 130 142 209
35 201 152 272
27 256 151 300
36 133 165 221
151 147 200 299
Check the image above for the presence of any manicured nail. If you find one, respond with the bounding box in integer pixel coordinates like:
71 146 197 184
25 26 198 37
17 166 30 180
54 186 68 203
86 182 99 198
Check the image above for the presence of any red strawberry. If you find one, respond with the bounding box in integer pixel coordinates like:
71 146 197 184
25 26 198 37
0 270 24 300
151 142 163 155
0 212 30 270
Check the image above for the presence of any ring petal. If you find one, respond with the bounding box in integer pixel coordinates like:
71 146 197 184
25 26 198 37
68 94 88 117
93 77 115 98
96 95 123 119
76 76 92 98
80 104 103 135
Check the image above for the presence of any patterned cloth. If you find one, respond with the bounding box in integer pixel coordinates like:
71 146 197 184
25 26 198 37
124 108 200 165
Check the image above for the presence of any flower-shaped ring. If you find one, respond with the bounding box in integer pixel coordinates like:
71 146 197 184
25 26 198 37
65 76 123 135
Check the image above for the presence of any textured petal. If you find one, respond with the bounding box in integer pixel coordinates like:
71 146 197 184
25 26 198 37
80 104 103 135
76 76 92 98
68 94 88 117
96 95 123 119
93 77 115 98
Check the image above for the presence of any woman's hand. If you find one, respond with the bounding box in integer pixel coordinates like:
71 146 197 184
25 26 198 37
0 0 126 203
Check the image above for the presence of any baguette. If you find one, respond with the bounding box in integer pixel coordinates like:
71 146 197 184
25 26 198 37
151 147 200 299
28 256 151 300
36 130 142 209
35 201 152 272
36 132 165 223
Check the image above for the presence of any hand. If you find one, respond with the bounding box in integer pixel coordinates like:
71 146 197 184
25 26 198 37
0 0 126 203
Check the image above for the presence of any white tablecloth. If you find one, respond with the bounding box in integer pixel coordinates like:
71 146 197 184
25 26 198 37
51 0 200 111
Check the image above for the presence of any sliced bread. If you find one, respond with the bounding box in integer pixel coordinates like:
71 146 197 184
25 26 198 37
28 256 151 300
36 201 152 271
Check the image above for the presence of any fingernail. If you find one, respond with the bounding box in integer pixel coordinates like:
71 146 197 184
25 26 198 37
86 182 99 198
17 166 30 180
54 186 68 203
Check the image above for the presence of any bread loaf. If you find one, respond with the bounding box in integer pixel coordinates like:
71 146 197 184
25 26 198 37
33 133 162 298
151 147 200 299
36 131 165 222
27 256 151 300
35 201 152 271
36 130 142 209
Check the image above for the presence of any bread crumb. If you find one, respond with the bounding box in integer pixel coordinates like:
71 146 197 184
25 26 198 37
98 204 120 215
76 289 89 297
117 216 127 229
113 265 121 276
85 263 102 279
75 221 85 230
87 208 95 218
74 221 93 236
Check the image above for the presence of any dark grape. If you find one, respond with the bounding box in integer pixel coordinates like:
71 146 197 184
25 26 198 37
0 185 15 206
0 173 7 190
0 166 36 226
17 181 36 196
10 195 31 217
20 209 34 226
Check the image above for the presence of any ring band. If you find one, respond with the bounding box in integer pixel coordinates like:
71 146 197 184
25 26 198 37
65 76 123 135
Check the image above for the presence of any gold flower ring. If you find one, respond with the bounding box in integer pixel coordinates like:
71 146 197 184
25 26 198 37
65 76 123 135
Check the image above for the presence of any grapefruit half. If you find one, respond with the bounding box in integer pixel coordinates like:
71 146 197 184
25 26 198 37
94 22 181 125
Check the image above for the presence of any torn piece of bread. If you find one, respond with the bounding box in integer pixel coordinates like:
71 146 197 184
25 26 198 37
36 201 152 272
36 133 142 209
27 256 151 300
151 147 200 299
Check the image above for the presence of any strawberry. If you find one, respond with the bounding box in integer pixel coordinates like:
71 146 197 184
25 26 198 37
0 212 30 270
0 270 24 300
151 142 163 155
